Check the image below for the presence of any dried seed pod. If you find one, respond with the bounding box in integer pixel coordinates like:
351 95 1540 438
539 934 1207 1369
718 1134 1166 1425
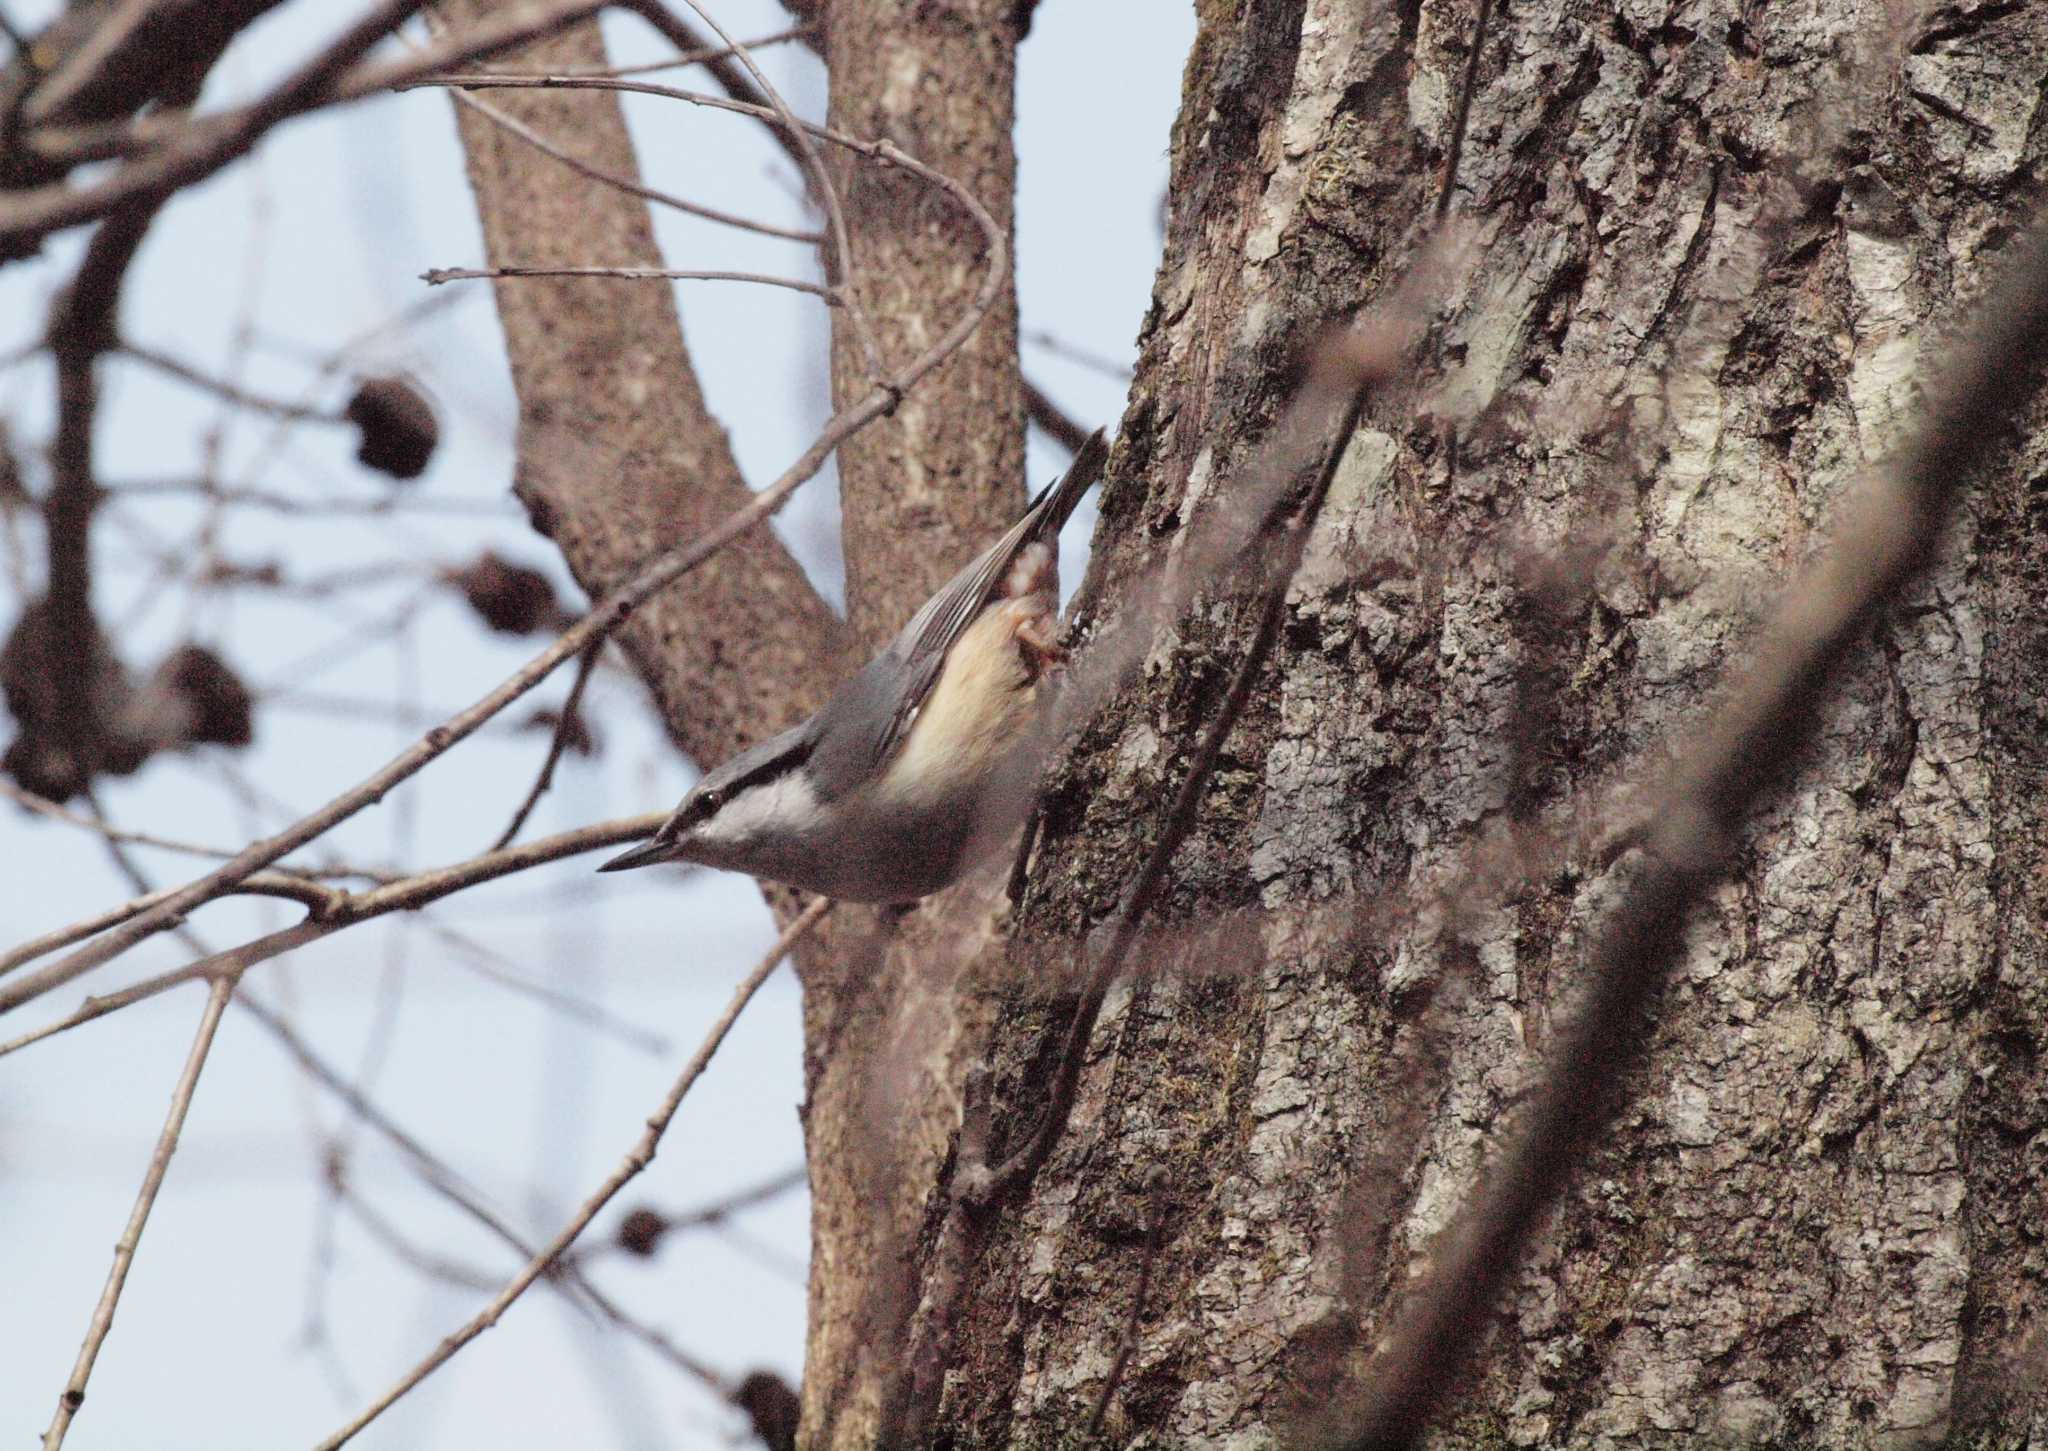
616 1207 667 1258
153 645 253 747
450 552 559 635
345 376 438 480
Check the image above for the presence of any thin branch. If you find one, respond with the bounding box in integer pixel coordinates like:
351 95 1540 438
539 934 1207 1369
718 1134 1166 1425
1334 216 2048 1451
236 992 572 1274
621 0 886 382
107 478 515 516
0 812 666 1043
490 638 601 850
313 896 831 1451
422 263 834 299
443 81 821 244
118 340 347 421
495 20 814 78
40 975 234 1450
0 779 372 878
0 869 354 981
2 112 1003 1015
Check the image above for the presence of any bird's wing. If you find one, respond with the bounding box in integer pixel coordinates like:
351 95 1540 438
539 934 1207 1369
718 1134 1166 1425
855 429 1108 779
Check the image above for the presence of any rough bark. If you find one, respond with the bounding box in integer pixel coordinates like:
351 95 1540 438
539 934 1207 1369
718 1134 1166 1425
822 0 1026 648
852 0 2048 1446
441 2 847 763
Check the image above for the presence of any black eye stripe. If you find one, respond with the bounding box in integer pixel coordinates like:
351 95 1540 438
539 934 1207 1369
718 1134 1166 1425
681 738 811 826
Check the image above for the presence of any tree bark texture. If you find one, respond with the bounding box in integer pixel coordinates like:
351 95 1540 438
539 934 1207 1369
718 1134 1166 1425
822 0 1027 649
858 1 2048 1446
442 3 848 764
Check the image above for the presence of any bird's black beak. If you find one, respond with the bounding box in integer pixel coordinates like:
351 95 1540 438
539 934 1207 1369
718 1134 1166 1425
597 837 679 873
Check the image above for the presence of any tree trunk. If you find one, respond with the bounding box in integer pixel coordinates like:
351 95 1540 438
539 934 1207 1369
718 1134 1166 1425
443 4 847 763
843 0 2048 1445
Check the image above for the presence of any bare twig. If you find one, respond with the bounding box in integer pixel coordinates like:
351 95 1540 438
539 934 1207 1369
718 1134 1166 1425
422 262 833 298
443 81 821 243
118 340 347 421
1333 217 2048 1451
313 896 831 1450
0 779 384 881
495 20 815 78
0 812 666 1042
620 0 886 380
490 638 602 850
40 975 234 1450
0 870 359 981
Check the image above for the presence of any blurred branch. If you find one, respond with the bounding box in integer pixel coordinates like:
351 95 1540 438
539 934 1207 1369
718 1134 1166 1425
0 778 390 879
0 0 286 188
36 195 165 794
106 478 516 516
1333 215 2048 1451
584 1163 809 1263
118 341 348 421
553 20 814 78
1023 327 1132 381
314 895 831 1450
489 638 600 850
2 0 612 249
886 309 1404 1443
239 992 577 1273
243 991 721 1392
1023 377 1091 455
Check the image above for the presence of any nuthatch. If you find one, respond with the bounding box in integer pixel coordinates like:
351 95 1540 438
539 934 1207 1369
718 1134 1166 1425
598 430 1108 902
